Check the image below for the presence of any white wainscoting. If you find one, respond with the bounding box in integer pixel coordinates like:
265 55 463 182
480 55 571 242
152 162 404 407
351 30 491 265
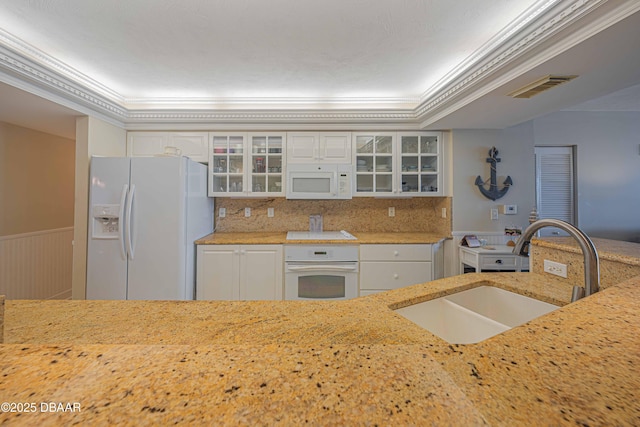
0 227 73 299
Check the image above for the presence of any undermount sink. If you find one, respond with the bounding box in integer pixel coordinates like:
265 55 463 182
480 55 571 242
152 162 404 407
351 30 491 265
394 286 560 344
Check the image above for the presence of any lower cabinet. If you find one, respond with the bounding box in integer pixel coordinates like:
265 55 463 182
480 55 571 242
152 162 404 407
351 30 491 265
359 243 441 296
196 245 283 300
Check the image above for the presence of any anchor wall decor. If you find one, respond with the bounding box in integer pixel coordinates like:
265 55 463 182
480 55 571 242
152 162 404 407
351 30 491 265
475 147 512 201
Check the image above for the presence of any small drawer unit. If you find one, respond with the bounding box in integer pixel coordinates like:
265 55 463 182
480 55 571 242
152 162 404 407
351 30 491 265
459 244 529 273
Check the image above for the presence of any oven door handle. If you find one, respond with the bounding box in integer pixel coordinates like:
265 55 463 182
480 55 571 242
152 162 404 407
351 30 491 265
286 265 357 272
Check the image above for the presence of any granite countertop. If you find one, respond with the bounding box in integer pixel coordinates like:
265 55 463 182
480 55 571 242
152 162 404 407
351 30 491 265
2 272 639 425
195 231 448 245
534 236 640 266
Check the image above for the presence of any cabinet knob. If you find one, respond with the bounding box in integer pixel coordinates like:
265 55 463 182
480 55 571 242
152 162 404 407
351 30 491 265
393 251 399 256
495 259 503 264
240 249 246 255
393 273 399 279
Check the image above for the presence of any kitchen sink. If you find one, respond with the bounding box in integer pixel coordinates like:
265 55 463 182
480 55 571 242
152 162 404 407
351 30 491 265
394 286 560 344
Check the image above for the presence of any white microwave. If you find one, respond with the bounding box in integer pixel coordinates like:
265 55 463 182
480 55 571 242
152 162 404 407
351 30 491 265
286 164 352 199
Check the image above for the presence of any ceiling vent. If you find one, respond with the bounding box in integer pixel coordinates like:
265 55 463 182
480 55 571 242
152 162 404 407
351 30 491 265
508 75 578 99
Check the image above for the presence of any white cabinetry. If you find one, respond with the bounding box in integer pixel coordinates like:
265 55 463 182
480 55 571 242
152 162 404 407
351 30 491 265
353 132 444 197
459 245 529 273
353 132 396 195
287 132 351 164
127 132 209 163
208 132 285 197
196 245 283 300
359 243 442 296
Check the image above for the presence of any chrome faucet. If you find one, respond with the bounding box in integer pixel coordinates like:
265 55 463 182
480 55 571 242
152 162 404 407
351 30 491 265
513 219 600 302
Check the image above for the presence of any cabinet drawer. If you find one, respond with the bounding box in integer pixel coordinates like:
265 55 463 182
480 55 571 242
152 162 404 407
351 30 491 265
479 255 518 269
360 262 432 290
360 244 431 262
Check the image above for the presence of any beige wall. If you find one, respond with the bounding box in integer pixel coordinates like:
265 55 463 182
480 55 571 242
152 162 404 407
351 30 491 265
0 122 75 236
215 197 452 235
71 116 127 300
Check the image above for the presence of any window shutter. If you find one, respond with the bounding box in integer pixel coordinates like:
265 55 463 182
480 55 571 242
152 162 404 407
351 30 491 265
535 146 575 236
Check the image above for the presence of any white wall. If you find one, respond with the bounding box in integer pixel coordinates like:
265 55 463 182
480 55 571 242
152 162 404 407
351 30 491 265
72 116 126 299
532 111 640 242
451 124 536 234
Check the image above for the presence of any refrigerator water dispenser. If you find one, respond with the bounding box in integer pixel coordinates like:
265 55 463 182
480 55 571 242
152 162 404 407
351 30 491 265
91 204 121 239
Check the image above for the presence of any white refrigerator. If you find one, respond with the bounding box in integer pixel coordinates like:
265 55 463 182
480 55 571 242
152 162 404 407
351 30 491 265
87 156 214 300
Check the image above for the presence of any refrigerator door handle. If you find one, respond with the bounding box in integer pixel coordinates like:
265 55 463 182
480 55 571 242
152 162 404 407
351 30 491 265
118 184 128 260
125 184 136 260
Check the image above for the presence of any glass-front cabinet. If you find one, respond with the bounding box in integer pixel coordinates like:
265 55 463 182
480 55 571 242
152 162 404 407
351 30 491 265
208 132 285 197
398 132 442 195
354 133 396 195
249 133 283 195
353 131 443 196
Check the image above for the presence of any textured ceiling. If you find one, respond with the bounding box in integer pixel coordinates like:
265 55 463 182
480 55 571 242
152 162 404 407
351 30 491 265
1 0 640 139
0 0 540 103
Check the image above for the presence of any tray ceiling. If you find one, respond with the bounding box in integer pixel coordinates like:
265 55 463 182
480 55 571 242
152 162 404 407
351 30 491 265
1 0 640 133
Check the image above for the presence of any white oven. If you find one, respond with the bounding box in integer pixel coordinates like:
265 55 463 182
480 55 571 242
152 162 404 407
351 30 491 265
284 245 359 300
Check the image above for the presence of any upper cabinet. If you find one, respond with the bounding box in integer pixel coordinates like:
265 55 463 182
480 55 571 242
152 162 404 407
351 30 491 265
353 131 444 197
353 132 396 195
127 132 209 163
398 132 443 196
287 132 351 164
208 132 285 197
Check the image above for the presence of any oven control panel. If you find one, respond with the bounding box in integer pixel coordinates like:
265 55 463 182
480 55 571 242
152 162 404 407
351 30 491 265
284 245 358 262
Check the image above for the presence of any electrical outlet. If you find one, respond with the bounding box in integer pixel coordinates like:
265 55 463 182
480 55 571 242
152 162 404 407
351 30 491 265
267 207 274 218
219 208 226 218
490 208 499 220
388 207 395 217
442 207 447 218
244 207 251 218
544 260 567 278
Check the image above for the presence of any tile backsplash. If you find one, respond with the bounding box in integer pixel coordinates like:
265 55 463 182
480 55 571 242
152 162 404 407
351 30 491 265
214 197 452 235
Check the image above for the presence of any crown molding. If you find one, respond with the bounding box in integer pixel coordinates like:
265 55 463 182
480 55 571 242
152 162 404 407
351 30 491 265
1 0 638 127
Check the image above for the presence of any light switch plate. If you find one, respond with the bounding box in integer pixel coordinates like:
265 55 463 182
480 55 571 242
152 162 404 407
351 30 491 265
267 207 274 218
244 207 251 218
490 208 499 220
388 207 395 217
219 208 226 218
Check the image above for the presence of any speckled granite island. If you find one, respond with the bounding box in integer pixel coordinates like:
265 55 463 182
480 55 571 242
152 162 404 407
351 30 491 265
1 237 639 425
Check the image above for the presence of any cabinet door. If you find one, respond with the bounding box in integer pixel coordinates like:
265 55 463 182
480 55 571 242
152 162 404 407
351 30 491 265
287 132 351 163
353 133 396 195
248 133 285 196
360 261 432 291
209 133 247 197
398 132 443 196
320 132 351 163
287 133 317 163
196 245 240 300
127 132 168 157
169 132 208 163
239 245 283 300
